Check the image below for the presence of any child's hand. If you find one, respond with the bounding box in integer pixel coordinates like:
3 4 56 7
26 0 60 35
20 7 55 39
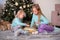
36 22 40 24
26 24 30 27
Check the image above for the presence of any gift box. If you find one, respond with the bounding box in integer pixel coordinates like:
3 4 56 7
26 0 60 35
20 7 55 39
24 27 38 34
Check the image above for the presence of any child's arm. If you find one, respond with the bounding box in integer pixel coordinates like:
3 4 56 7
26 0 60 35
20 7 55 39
14 18 28 26
16 20 27 26
40 16 49 24
18 22 29 27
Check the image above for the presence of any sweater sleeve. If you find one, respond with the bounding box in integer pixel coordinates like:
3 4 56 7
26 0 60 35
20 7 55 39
12 18 27 27
40 16 49 24
15 19 27 26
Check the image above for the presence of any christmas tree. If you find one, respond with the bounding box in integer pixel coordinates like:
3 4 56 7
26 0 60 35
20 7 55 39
1 0 33 23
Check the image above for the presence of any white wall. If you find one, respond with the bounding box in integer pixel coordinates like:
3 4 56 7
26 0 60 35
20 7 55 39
32 0 60 22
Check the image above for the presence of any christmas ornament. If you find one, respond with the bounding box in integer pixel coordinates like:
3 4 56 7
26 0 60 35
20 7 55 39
23 5 26 8
15 2 18 6
19 6 23 9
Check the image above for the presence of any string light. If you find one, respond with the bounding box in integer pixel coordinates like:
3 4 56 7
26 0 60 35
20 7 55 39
27 4 29 7
6 9 8 12
15 2 18 6
23 5 26 8
19 6 23 9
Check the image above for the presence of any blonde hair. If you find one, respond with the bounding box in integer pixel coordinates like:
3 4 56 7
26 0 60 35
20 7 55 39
32 4 45 22
15 9 26 18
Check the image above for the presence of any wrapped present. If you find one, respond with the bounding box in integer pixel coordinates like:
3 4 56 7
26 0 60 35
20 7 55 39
24 27 37 34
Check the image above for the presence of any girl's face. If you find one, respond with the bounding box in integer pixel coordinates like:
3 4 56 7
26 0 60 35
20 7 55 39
18 12 25 19
32 7 39 15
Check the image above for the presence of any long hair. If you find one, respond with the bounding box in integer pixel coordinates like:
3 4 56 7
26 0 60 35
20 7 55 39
32 4 44 22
